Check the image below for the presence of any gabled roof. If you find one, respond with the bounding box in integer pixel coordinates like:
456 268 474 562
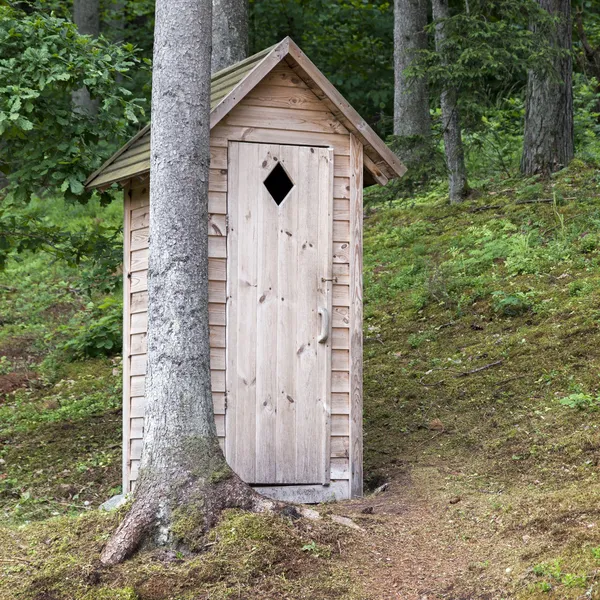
85 37 406 190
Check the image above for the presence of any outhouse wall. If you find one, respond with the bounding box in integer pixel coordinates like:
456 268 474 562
121 60 363 500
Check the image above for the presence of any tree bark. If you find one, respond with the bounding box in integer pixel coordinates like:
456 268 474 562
521 0 574 176
212 0 248 73
432 0 468 204
72 0 100 115
100 0 274 567
393 0 431 160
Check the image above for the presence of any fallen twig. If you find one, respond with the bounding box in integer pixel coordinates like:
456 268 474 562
457 360 503 377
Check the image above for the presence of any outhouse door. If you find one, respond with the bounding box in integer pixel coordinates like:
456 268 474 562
226 141 333 485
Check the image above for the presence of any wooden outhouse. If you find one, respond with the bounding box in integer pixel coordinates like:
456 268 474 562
86 37 405 503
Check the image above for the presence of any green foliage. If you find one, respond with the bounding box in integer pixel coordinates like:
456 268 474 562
559 393 600 410
0 4 147 203
58 297 122 360
491 291 534 317
249 0 394 134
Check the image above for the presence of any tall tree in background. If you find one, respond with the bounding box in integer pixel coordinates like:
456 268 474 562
521 0 574 176
100 0 274 566
72 0 100 114
432 0 467 203
212 0 249 72
393 0 431 161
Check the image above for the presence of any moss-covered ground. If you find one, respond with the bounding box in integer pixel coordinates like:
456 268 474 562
3 163 600 598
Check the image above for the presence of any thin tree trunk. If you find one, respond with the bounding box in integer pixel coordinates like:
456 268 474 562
521 0 573 176
72 0 100 115
212 0 248 73
100 0 274 567
393 0 431 161
432 0 468 204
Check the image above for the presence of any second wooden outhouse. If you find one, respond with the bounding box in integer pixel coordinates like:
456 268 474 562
86 37 405 503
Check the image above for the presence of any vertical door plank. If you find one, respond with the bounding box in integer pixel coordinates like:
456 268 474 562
317 147 334 484
294 146 320 483
276 144 300 483
254 145 280 482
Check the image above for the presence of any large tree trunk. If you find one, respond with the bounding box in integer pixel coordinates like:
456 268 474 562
72 0 100 115
521 0 573 176
393 0 431 161
432 0 468 204
100 0 274 567
212 0 248 73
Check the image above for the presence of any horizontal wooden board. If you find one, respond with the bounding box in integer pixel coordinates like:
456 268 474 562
332 306 350 328
332 371 349 393
215 414 225 437
209 169 227 193
261 65 310 88
210 325 226 348
209 281 226 303
209 191 227 215
209 303 226 326
130 438 143 460
208 236 226 259
130 248 148 272
130 311 147 334
331 414 349 436
131 228 149 251
209 258 226 281
131 291 148 314
130 270 147 293
213 392 226 414
244 84 329 112
211 369 225 393
210 146 228 170
223 105 348 136
130 354 146 376
333 198 350 221
331 436 349 458
333 263 349 285
334 178 350 199
333 220 350 242
130 396 146 418
333 242 350 263
209 213 227 237
332 327 349 350
131 206 149 231
332 349 349 371
253 480 349 503
331 393 350 414
130 333 147 355
212 124 350 156
130 417 144 438
333 284 350 306
130 375 145 397
330 457 350 479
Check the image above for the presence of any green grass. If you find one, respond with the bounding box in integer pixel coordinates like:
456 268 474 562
3 161 600 597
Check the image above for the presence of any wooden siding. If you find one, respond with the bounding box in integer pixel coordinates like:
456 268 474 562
122 148 228 491
122 61 358 500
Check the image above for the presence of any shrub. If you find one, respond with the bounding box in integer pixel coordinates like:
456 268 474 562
58 297 122 360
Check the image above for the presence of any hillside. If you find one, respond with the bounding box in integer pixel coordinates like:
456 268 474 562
2 161 600 598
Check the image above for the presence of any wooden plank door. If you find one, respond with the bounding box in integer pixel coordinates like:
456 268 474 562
226 141 333 485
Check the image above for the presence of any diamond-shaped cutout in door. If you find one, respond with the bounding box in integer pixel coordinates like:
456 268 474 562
264 162 294 206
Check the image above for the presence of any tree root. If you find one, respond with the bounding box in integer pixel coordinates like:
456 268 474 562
100 470 285 566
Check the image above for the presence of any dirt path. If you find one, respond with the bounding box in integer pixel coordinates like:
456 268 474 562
333 466 520 599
